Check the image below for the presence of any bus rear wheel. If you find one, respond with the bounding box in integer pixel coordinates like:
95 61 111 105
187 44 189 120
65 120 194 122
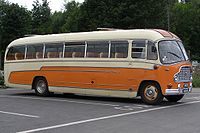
33 77 50 96
165 95 184 102
140 82 163 105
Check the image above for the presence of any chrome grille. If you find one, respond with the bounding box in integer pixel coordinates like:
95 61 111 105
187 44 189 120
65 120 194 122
176 66 192 82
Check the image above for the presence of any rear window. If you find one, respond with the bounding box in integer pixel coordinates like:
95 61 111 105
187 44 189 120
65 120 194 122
6 46 25 61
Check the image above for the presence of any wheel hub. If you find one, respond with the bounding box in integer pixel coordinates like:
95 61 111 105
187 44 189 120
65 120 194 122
144 85 158 100
147 89 155 96
36 80 46 94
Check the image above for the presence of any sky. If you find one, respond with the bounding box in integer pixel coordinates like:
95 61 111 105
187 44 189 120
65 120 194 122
8 0 85 12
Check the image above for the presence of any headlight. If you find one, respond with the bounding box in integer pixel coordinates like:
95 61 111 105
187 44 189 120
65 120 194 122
174 75 179 82
190 75 193 81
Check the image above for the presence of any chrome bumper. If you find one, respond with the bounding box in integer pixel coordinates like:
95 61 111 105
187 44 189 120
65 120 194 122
165 87 192 95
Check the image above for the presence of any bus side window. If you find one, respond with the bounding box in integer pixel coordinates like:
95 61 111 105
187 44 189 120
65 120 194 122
27 44 43 59
45 44 63 58
6 47 15 60
6 46 25 61
110 41 128 58
65 42 85 58
132 40 146 59
86 41 109 58
147 41 158 60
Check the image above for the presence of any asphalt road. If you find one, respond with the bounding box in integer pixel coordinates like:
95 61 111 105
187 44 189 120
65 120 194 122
0 88 200 133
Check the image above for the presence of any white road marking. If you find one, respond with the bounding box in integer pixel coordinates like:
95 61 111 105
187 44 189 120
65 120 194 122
185 96 200 100
17 100 200 133
130 104 152 108
0 95 119 107
0 88 27 91
114 106 143 111
114 107 134 111
0 111 39 118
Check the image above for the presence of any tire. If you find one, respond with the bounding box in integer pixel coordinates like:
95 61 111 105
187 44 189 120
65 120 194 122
33 77 50 96
165 95 184 102
140 82 164 105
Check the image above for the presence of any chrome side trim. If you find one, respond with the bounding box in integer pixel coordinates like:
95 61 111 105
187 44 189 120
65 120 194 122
41 69 117 73
84 41 87 58
108 41 111 58
62 42 65 58
24 45 27 59
42 43 45 58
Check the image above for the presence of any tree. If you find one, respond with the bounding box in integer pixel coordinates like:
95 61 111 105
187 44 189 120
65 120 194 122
51 11 65 33
61 0 81 32
171 0 200 61
0 0 31 51
31 0 51 34
78 0 176 31
0 0 31 68
51 1 81 33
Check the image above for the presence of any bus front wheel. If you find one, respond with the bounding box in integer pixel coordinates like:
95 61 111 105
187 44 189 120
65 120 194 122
165 95 184 102
33 77 50 96
140 82 163 105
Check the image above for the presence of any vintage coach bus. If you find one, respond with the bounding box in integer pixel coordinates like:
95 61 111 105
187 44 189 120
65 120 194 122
4 29 192 104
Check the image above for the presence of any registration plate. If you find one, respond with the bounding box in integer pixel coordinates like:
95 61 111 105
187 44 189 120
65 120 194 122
182 88 189 93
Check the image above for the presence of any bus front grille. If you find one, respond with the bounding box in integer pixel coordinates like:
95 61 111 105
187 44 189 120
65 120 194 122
176 66 192 82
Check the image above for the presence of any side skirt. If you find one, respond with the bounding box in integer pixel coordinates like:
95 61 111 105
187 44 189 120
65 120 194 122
49 86 137 98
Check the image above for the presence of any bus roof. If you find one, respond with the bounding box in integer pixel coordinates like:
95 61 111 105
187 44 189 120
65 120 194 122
8 29 180 47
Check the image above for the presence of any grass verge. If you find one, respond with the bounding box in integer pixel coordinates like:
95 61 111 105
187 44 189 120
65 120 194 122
193 66 200 88
0 72 4 88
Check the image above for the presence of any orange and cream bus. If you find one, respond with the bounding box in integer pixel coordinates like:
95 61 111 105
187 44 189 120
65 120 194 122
4 29 192 104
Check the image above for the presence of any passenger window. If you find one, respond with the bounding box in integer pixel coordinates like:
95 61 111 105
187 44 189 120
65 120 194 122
147 41 158 60
26 44 43 59
65 42 85 58
86 41 109 58
45 44 63 58
6 46 25 60
132 40 146 59
110 41 128 58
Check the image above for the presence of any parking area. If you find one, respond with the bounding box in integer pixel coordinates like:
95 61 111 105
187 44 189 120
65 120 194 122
1 88 200 133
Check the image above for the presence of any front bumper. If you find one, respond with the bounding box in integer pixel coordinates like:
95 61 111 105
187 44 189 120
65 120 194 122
165 87 192 95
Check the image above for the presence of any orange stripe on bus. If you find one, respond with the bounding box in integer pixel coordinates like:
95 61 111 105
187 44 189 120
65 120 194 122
8 62 191 94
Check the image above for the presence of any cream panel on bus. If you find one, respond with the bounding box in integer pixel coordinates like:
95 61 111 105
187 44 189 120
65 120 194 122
7 30 164 47
49 86 137 98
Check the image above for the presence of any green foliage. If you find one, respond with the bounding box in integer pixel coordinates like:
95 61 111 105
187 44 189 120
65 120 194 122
0 0 32 69
78 0 173 31
51 11 65 33
32 0 52 34
51 1 81 33
0 0 32 51
171 0 200 61
61 0 81 32
0 76 3 86
193 65 200 87
0 0 199 64
0 70 4 86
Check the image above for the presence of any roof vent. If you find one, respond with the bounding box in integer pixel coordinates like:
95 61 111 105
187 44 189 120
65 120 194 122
24 34 40 37
97 28 122 31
